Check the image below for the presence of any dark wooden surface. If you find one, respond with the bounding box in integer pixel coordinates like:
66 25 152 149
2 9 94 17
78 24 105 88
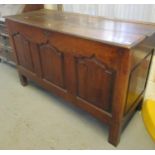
6 9 155 49
6 9 155 146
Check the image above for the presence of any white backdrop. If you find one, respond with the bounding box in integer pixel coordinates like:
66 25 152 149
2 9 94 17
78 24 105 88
64 4 155 23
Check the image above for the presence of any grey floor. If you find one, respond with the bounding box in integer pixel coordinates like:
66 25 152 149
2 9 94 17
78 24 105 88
0 62 154 149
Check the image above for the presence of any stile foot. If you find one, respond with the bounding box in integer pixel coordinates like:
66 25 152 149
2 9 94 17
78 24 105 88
19 74 28 86
108 123 122 147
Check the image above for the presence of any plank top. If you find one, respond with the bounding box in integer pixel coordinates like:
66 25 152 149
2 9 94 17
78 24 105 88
6 9 155 49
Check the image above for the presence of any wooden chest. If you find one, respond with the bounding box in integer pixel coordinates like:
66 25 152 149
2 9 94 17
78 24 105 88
6 9 155 146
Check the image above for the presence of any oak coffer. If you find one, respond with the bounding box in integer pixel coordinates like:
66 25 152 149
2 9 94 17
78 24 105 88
6 9 155 146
